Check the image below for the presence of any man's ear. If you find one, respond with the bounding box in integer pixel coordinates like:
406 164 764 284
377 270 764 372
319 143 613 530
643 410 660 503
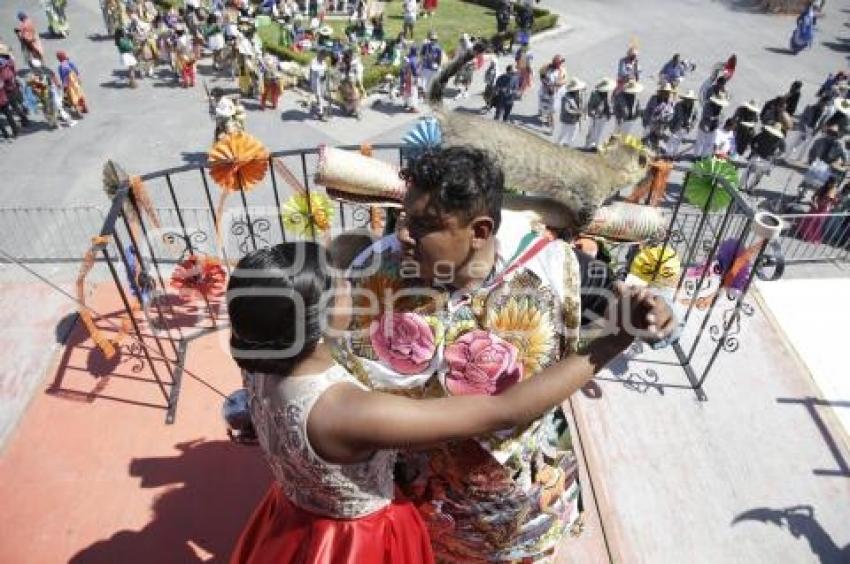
469 216 495 249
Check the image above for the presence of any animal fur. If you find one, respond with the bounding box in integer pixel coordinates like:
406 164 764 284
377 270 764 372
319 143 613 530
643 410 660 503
427 47 651 235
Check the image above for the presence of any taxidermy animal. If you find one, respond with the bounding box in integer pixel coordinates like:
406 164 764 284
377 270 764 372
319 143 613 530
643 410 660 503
427 46 652 235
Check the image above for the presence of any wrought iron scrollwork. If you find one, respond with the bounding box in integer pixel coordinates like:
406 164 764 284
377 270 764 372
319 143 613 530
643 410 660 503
161 230 210 260
231 217 272 256
709 301 755 353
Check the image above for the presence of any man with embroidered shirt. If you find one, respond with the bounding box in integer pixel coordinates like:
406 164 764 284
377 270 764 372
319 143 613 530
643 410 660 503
339 146 676 562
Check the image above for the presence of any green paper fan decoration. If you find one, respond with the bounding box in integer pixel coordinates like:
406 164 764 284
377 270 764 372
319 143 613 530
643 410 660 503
281 191 335 237
684 157 738 211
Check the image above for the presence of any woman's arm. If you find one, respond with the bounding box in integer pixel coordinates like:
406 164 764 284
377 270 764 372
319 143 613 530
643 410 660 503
309 285 675 463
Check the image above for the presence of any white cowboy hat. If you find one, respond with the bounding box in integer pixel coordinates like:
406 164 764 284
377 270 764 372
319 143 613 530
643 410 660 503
836 81 849 91
743 99 759 112
595 77 615 92
709 93 730 107
763 124 784 138
566 77 586 91
739 121 756 128
834 97 850 115
30 58 42 68
318 25 333 36
215 97 236 118
657 82 673 93
679 89 697 100
623 80 644 94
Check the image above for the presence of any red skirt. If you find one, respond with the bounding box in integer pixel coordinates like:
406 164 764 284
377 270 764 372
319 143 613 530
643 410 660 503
231 485 434 564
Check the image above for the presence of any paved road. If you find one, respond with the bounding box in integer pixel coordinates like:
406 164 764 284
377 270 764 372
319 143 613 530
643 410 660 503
1 0 848 210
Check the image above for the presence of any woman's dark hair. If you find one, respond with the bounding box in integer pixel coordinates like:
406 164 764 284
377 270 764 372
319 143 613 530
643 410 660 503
401 146 504 230
227 242 332 376
816 177 838 200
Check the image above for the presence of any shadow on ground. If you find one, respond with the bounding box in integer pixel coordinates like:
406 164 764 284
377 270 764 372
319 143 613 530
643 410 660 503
733 505 850 563
69 439 270 564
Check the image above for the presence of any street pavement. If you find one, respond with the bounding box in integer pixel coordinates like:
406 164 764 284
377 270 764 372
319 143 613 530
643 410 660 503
1 0 848 210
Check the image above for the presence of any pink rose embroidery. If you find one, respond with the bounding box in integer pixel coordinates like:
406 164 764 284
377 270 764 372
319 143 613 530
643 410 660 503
370 312 436 375
444 330 523 396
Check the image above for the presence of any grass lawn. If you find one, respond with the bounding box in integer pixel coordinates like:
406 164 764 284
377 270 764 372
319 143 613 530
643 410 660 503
258 0 557 88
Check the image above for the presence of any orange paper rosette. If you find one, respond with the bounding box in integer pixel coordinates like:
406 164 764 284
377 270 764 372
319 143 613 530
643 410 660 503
170 254 227 299
208 131 270 192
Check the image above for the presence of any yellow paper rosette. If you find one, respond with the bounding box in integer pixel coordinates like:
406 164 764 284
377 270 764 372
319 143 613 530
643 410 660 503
629 246 682 286
281 191 335 236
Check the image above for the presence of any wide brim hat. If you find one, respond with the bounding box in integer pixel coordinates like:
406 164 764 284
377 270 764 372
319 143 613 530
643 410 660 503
709 94 730 107
740 121 756 128
743 99 759 112
624 80 644 94
566 77 586 92
595 77 615 92
834 97 850 115
215 98 236 118
679 89 697 100
318 25 333 36
763 124 784 138
0 44 9 57
657 82 673 93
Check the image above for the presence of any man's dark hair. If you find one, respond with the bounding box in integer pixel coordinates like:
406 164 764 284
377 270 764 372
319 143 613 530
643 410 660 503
401 146 504 229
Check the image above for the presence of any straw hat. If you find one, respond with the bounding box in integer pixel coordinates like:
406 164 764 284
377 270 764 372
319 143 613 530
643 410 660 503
739 121 756 129
595 77 615 92
834 97 850 115
215 97 236 118
657 82 673 93
742 99 759 112
623 79 644 94
566 77 586 92
318 25 333 36
679 89 696 100
763 124 784 138
30 58 42 68
709 93 729 107
0 44 9 57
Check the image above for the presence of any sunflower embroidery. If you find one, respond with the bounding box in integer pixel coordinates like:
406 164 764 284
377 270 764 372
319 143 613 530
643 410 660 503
486 297 556 377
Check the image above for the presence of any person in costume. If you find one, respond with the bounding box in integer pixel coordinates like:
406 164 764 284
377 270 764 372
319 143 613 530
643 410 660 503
615 45 640 93
227 238 665 564
556 77 585 147
452 33 475 100
260 53 282 110
43 0 70 38
56 51 88 117
338 50 362 118
658 53 695 89
742 123 784 193
538 54 566 130
613 78 643 136
309 51 330 119
492 64 519 121
796 178 841 242
174 24 197 88
787 96 830 162
340 146 676 563
235 21 263 96
419 31 443 96
203 13 226 70
0 45 31 132
115 27 140 88
667 88 699 157
14 13 45 68
400 46 420 113
128 12 158 79
28 59 75 128
791 1 817 54
693 92 728 157
642 82 675 152
732 100 760 158
212 92 246 140
585 77 614 149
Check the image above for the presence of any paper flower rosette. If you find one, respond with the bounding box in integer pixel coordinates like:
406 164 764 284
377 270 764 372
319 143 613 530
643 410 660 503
170 254 227 299
684 157 737 211
629 246 682 287
281 191 335 237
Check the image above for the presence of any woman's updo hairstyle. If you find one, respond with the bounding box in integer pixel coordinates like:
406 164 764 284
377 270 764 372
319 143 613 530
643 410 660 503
227 242 332 376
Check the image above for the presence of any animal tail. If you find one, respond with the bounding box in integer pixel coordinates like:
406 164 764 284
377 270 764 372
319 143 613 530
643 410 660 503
427 41 488 107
